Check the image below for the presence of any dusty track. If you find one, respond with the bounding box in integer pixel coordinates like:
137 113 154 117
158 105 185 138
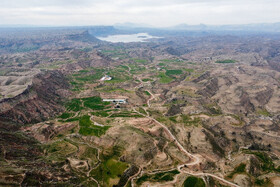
132 87 240 187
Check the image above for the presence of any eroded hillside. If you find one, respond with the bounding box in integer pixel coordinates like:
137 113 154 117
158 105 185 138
0 28 280 186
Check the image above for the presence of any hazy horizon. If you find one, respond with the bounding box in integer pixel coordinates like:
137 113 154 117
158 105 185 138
0 0 280 27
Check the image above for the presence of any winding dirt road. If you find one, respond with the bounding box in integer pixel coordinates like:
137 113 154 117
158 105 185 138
132 87 240 187
128 68 239 186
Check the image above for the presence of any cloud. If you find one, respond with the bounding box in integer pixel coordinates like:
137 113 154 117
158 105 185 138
0 0 279 26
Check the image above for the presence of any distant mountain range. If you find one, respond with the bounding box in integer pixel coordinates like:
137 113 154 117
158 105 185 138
1 22 280 36
113 22 280 33
169 23 280 32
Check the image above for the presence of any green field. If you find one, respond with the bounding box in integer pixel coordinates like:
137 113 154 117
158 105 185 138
64 117 80 122
131 58 148 64
59 112 74 119
97 86 130 93
66 98 84 112
183 176 205 187
107 68 132 83
142 78 153 82
79 115 111 137
158 72 173 83
72 68 105 83
90 146 128 186
158 62 166 67
82 96 110 110
66 96 111 112
110 111 143 118
136 170 180 185
165 69 183 76
215 59 236 64
128 64 146 74
91 111 110 117
227 163 246 178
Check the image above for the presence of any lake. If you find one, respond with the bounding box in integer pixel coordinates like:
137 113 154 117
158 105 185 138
97 33 160 43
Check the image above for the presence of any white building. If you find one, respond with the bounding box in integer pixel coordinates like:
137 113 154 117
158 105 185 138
100 75 112 81
102 99 127 104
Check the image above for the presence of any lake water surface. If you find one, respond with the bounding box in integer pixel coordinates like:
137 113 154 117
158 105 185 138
97 33 160 43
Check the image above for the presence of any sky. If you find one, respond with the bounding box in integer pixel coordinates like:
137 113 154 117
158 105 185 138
0 0 280 27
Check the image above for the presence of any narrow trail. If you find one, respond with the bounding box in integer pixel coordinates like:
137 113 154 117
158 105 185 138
145 90 155 108
65 137 101 187
132 86 240 187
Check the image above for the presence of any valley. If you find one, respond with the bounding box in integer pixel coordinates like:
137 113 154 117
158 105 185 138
0 27 280 186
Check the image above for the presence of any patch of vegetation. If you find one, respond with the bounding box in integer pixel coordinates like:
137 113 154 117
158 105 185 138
56 134 63 138
73 68 105 83
79 69 90 73
79 115 111 137
158 62 166 67
254 178 272 186
183 176 205 187
185 68 194 73
59 112 74 119
144 91 151 96
70 81 84 92
139 107 147 115
110 111 143 118
82 96 110 110
80 47 92 52
66 98 83 112
142 78 153 82
136 170 180 185
243 151 278 173
256 108 271 117
228 114 244 126
91 111 110 117
90 146 128 186
227 163 246 178
169 116 177 122
215 59 236 64
158 72 173 84
64 117 80 122
118 65 129 70
46 140 78 161
156 116 168 123
98 86 130 93
128 64 146 74
100 50 117 53
204 103 222 115
132 58 148 64
181 115 201 126
107 68 132 83
79 146 99 166
165 69 183 76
